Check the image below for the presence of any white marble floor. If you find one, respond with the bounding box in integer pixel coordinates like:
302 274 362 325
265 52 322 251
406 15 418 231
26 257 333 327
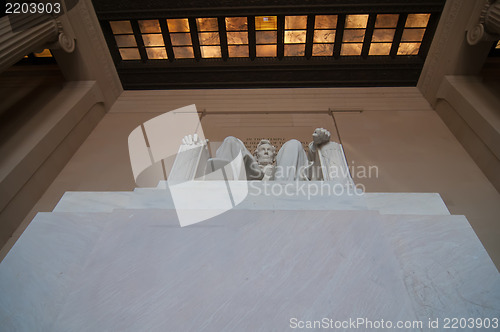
0 183 498 331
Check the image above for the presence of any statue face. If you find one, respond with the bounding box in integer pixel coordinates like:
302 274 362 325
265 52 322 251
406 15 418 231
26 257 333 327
312 128 322 144
256 143 275 165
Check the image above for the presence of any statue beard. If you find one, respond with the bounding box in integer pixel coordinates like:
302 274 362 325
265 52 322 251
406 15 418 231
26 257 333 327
257 156 274 165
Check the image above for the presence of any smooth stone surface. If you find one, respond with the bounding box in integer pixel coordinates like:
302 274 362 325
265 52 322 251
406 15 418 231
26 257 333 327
54 181 449 215
0 212 110 331
1 209 416 331
382 214 500 321
365 192 450 215
1 208 499 331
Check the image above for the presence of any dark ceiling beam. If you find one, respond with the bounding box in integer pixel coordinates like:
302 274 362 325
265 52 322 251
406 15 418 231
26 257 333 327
117 61 423 89
94 1 446 20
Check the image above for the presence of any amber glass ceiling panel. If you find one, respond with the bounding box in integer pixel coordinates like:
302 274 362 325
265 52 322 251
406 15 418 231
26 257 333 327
369 43 392 56
110 20 140 60
315 15 337 29
343 29 365 43
312 15 337 57
227 32 248 44
110 21 133 34
284 16 307 56
200 46 221 58
312 43 333 56
226 17 247 31
196 18 221 58
138 20 161 33
285 30 307 44
375 14 399 28
372 29 395 42
342 15 368 56
397 42 420 55
345 15 368 29
256 45 277 56
142 34 164 47
256 16 277 57
405 14 430 28
119 48 140 60
341 43 363 56
107 11 434 63
226 17 248 57
285 16 307 30
196 18 218 31
146 47 167 59
401 29 425 42
198 32 220 45
314 30 335 43
115 35 136 47
256 31 276 44
167 18 190 32
255 16 277 30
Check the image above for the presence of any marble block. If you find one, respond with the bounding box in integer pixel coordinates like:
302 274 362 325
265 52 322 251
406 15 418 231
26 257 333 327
55 182 449 216
382 214 500 322
1 208 499 331
365 192 450 215
1 209 420 331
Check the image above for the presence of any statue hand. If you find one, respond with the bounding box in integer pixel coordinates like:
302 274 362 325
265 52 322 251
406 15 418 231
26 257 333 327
182 134 208 146
312 128 331 146
262 164 274 177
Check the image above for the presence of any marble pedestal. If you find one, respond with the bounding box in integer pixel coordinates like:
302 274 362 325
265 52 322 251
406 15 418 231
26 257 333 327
0 181 498 331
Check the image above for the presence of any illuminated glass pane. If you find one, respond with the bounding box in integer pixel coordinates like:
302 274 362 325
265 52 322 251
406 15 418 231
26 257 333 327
255 16 277 30
405 14 430 28
256 44 276 57
167 18 190 32
343 29 365 42
170 33 192 46
198 32 220 45
496 41 500 49
340 43 363 56
312 43 334 56
146 47 168 59
119 48 140 60
345 15 369 28
226 17 247 31
315 15 337 29
228 45 249 57
256 31 277 44
110 21 133 34
138 20 161 33
142 34 164 47
227 31 248 45
285 44 305 56
372 29 395 42
285 16 307 29
401 29 425 42
369 43 392 55
115 35 137 47
284 30 306 44
375 14 399 28
200 46 221 58
196 18 218 31
397 42 421 55
33 49 52 57
173 46 194 58
314 30 335 43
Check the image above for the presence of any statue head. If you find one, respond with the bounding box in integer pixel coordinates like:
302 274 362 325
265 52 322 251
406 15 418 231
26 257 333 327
254 139 276 165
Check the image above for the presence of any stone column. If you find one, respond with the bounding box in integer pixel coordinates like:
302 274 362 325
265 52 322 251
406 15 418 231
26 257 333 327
0 13 75 73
